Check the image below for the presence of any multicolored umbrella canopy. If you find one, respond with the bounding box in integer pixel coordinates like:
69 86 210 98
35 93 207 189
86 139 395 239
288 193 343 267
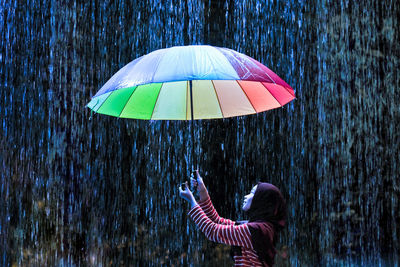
87 45 295 120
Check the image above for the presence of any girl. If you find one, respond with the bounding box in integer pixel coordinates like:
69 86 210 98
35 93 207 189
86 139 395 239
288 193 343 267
179 171 286 267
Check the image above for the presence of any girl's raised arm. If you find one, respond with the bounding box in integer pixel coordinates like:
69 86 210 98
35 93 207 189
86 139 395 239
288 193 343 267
191 170 234 226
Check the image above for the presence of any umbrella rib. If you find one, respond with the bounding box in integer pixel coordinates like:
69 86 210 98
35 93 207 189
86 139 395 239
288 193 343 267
149 83 163 119
269 78 296 98
211 80 225 118
186 81 189 120
264 71 276 85
117 86 137 117
235 80 258 114
256 59 295 97
150 50 167 84
245 55 295 98
190 80 195 121
93 91 113 113
247 56 277 85
283 85 296 97
90 98 101 112
250 57 296 97
264 67 296 97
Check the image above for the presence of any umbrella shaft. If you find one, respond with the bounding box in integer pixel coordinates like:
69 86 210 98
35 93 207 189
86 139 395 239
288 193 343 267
189 80 196 169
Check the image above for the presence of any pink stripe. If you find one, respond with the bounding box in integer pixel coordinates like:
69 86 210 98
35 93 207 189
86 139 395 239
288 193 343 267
228 227 233 242
199 198 211 208
192 209 202 223
215 225 222 241
199 218 207 232
205 223 213 238
218 47 295 99
237 226 246 247
202 205 212 213
229 227 236 244
242 227 250 248
218 48 274 83
243 226 252 248
233 227 240 244
211 210 218 220
187 206 198 217
249 56 294 92
247 251 258 257
262 82 295 106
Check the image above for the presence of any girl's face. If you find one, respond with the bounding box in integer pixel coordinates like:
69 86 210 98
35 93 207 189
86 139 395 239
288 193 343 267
242 185 258 211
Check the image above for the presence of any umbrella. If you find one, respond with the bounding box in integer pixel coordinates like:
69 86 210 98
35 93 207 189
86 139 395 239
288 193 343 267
86 45 295 168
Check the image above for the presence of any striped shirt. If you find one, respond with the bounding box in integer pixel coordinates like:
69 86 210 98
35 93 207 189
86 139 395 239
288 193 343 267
188 197 265 266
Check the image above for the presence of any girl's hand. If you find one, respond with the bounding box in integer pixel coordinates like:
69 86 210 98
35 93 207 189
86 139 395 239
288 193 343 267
179 182 197 208
190 170 209 202
190 170 207 193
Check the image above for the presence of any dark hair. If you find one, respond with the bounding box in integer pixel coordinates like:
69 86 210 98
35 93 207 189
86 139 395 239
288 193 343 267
246 183 286 266
247 182 286 229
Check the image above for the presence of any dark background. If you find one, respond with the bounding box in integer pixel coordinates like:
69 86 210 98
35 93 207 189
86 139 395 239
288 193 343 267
1 0 399 266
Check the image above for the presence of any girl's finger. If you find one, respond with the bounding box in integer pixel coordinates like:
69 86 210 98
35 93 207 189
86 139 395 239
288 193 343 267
183 181 188 191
